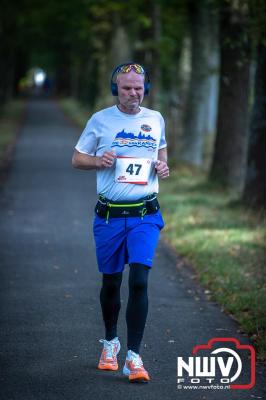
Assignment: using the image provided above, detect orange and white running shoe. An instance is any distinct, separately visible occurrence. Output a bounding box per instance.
[98,337,121,371]
[123,350,150,382]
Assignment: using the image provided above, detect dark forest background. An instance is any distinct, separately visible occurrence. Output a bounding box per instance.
[0,0,265,207]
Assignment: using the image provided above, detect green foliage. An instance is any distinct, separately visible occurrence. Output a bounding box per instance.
[249,0,266,44]
[2,0,266,100]
[1,0,192,101]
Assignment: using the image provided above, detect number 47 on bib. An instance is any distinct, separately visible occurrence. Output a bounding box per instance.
[115,157,152,185]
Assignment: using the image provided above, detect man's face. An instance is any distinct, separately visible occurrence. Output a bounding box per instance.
[117,71,145,114]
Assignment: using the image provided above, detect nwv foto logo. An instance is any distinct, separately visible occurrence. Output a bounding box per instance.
[177,338,256,390]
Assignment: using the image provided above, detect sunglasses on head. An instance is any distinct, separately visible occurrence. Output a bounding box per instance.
[117,64,145,74]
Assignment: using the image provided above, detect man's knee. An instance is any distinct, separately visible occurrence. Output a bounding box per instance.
[129,263,149,292]
[102,272,122,294]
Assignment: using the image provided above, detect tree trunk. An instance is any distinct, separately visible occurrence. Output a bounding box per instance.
[148,1,161,110]
[13,50,28,97]
[209,1,251,194]
[108,23,132,105]
[181,0,217,167]
[76,56,98,108]
[166,36,190,159]
[55,47,72,96]
[243,43,266,207]
[204,10,219,137]
[110,25,132,65]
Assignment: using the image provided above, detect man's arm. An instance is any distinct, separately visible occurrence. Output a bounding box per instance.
[155,147,169,179]
[158,147,168,163]
[72,149,116,170]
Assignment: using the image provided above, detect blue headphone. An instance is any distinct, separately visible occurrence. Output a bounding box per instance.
[110,62,151,96]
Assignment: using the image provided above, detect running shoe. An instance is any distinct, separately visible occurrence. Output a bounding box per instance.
[98,337,121,371]
[123,350,150,382]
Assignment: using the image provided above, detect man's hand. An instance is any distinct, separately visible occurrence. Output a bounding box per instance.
[155,160,170,179]
[97,151,116,168]
[72,149,116,170]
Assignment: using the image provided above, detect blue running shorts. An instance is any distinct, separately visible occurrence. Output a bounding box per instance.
[93,211,165,274]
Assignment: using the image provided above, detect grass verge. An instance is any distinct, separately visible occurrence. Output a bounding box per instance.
[59,97,266,361]
[0,99,26,171]
[58,97,91,128]
[159,166,266,361]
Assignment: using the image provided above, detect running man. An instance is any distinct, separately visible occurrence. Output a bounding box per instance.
[72,62,169,382]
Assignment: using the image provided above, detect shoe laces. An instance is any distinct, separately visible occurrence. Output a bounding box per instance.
[99,338,118,359]
[127,350,144,369]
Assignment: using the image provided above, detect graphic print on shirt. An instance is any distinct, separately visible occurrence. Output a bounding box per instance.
[111,129,157,150]
[141,124,152,132]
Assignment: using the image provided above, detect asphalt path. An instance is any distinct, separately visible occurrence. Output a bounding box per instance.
[0,99,265,400]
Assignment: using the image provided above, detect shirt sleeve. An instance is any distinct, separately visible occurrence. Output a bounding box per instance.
[158,113,167,150]
[74,116,97,156]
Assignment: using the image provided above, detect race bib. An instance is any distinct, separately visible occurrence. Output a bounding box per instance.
[115,157,152,185]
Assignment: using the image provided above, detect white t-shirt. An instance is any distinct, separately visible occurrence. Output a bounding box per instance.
[75,105,167,201]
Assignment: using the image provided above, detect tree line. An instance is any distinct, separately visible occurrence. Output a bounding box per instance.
[0,0,265,206]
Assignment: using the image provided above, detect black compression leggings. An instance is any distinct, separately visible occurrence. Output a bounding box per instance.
[100,263,149,354]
